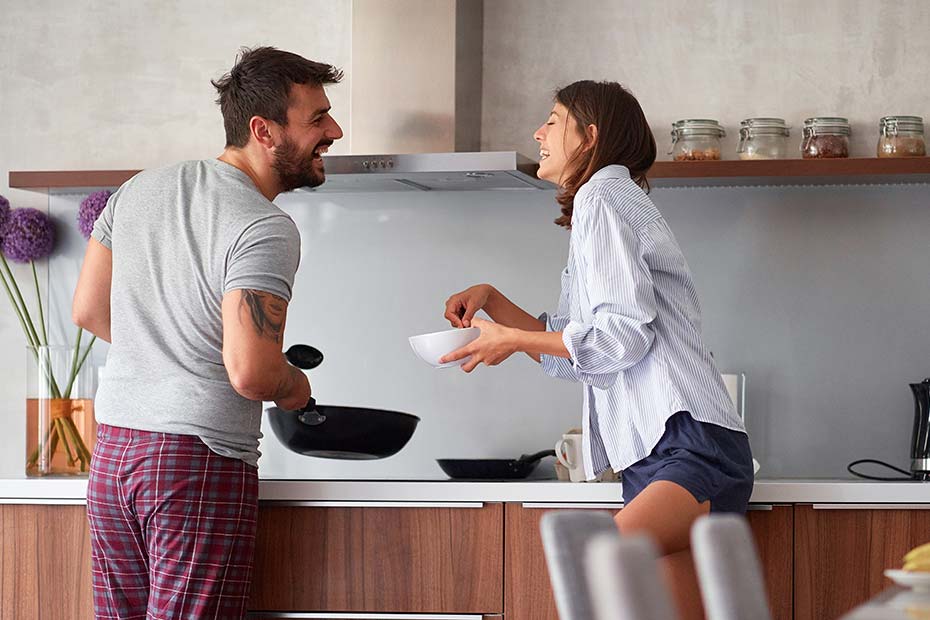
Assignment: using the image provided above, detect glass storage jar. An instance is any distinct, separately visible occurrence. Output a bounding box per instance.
[877,115,926,157]
[801,117,850,158]
[737,118,791,160]
[669,119,725,161]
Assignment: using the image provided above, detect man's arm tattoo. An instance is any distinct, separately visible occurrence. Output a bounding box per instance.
[239,290,287,342]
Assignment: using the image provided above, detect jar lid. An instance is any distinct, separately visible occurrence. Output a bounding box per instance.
[671,119,726,137]
[803,117,850,136]
[879,115,924,133]
[739,117,790,136]
[741,117,788,127]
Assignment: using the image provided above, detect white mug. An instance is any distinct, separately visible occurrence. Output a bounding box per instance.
[555,433,586,482]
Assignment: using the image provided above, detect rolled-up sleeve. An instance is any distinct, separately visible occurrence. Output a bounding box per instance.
[538,312,582,383]
[562,196,657,387]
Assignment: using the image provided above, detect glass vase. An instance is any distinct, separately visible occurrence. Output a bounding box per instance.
[25,345,97,477]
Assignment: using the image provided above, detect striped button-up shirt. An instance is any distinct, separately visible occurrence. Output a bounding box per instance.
[540,164,745,479]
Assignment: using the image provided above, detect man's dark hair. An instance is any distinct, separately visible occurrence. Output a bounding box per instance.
[212,46,343,148]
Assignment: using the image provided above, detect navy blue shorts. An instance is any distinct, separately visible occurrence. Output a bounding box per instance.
[621,411,755,514]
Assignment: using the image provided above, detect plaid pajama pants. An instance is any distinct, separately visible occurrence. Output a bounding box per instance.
[87,424,259,619]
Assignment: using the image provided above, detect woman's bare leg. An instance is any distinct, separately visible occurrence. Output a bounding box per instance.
[614,480,710,620]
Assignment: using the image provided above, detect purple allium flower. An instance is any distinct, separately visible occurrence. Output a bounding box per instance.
[77,190,111,240]
[0,194,10,239]
[0,208,56,263]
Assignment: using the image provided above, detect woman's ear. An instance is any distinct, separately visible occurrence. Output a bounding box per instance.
[584,123,598,152]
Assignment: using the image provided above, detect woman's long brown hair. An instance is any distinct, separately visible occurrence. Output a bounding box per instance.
[553,81,656,228]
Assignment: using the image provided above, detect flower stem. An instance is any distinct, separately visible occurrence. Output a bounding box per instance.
[0,254,43,349]
[31,261,49,346]
[61,417,90,470]
[63,329,84,399]
[56,418,77,466]
[64,335,96,399]
[27,424,55,467]
[32,347,63,400]
[0,263,39,349]
[0,259,66,397]
[43,425,60,472]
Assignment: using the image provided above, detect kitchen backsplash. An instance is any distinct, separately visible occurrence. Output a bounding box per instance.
[8,182,930,479]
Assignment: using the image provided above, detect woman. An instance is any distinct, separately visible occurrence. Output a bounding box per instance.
[440,81,754,620]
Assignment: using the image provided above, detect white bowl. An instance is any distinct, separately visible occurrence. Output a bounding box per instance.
[409,327,480,368]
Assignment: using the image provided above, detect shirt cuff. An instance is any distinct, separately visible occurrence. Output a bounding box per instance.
[562,320,586,364]
[562,320,617,390]
[537,312,552,331]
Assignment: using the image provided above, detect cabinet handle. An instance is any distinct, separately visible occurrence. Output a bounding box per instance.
[521,502,624,509]
[746,504,774,511]
[259,501,485,509]
[812,503,930,510]
[246,613,486,619]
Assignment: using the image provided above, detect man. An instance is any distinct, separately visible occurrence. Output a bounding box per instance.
[72,46,343,618]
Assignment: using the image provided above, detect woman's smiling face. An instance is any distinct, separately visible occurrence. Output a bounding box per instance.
[533,102,584,186]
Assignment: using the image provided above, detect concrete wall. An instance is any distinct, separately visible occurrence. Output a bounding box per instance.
[3,0,929,478]
[481,0,930,159]
[479,0,930,478]
[0,0,352,476]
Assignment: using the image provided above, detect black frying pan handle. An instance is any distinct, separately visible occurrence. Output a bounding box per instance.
[297,396,327,426]
[520,449,557,463]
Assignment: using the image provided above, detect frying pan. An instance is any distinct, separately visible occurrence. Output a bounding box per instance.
[266,403,420,460]
[437,449,556,480]
[265,345,420,460]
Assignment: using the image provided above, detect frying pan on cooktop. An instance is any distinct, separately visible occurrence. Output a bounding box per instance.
[437,450,556,480]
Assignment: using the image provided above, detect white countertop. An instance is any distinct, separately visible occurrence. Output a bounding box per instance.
[1,477,928,505]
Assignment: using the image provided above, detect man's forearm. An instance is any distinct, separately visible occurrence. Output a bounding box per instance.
[270,359,310,402]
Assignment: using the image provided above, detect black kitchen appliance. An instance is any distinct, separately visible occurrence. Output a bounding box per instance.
[265,344,420,460]
[848,378,930,481]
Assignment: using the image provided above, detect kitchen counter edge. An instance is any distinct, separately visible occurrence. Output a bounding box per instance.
[1,478,928,505]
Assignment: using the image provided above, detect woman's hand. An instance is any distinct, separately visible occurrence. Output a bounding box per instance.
[444,284,495,328]
[440,317,520,372]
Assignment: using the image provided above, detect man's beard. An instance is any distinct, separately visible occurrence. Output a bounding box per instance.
[273,135,326,192]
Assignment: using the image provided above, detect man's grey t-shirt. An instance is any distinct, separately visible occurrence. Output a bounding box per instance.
[91,159,301,467]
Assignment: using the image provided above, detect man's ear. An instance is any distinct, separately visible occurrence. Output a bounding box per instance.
[249,116,277,151]
[584,123,598,152]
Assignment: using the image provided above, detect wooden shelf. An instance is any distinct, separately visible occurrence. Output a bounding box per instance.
[649,156,930,187]
[9,157,930,190]
[9,169,141,189]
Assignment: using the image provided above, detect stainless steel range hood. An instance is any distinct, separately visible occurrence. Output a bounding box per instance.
[299,151,554,192]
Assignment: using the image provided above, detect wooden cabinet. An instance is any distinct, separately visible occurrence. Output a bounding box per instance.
[794,504,930,620]
[4,498,925,620]
[504,502,623,620]
[248,502,504,614]
[0,504,94,620]
[504,503,794,620]
[747,506,794,620]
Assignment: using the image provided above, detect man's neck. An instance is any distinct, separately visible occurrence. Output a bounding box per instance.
[217,148,281,201]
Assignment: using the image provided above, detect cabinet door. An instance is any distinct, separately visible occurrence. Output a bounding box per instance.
[0,505,94,620]
[505,503,793,620]
[504,503,623,620]
[794,505,930,620]
[249,503,503,613]
[746,506,794,620]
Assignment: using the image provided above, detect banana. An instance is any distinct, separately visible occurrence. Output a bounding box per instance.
[903,559,930,572]
[905,542,930,563]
